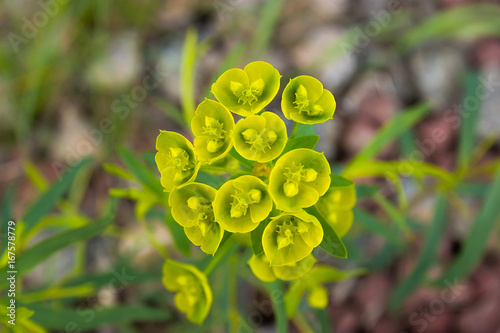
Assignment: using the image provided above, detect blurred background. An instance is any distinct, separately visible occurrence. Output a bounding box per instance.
[2,0,500,332]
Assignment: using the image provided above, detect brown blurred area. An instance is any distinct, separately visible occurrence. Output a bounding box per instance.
[2,0,500,332]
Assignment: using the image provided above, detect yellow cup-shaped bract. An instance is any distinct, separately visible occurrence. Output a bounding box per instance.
[211,61,281,117]
[269,149,331,212]
[262,211,323,266]
[282,75,336,124]
[213,175,272,233]
[233,111,288,163]
[169,183,223,255]
[191,99,235,164]
[162,259,212,325]
[155,131,199,192]
[248,253,317,282]
[316,174,356,237]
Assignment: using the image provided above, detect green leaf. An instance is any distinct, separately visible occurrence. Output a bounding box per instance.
[343,160,455,187]
[279,135,319,158]
[0,217,112,288]
[26,305,171,330]
[251,216,271,256]
[22,158,92,233]
[165,213,191,256]
[1,185,16,256]
[345,104,429,172]
[180,28,210,125]
[17,284,95,303]
[305,206,347,259]
[118,147,163,195]
[436,168,500,286]
[251,0,286,57]
[195,171,224,189]
[228,147,254,168]
[103,163,134,181]
[389,195,448,312]
[398,4,500,53]
[373,193,411,236]
[355,185,379,199]
[352,209,402,246]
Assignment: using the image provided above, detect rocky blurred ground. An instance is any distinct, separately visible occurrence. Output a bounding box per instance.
[2,0,500,332]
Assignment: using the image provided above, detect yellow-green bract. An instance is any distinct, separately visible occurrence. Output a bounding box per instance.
[316,175,356,237]
[162,259,212,325]
[169,183,223,254]
[282,75,336,124]
[269,149,331,212]
[248,253,316,282]
[191,99,235,164]
[232,111,288,163]
[213,175,272,233]
[262,211,323,266]
[211,61,281,117]
[155,131,200,192]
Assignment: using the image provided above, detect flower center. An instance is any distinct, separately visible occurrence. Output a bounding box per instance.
[283,163,318,197]
[241,128,277,154]
[187,196,215,236]
[293,84,323,116]
[230,188,262,218]
[202,116,226,153]
[275,218,310,250]
[230,79,265,106]
[168,148,195,181]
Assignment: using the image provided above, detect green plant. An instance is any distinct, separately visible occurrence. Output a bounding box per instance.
[150,61,358,329]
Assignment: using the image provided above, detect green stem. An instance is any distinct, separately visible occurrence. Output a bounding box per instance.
[267,280,288,333]
[290,122,299,139]
[203,236,237,276]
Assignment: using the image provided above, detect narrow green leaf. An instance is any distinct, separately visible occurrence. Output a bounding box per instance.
[195,171,224,189]
[398,4,500,53]
[22,158,92,233]
[228,147,254,168]
[18,284,95,303]
[165,213,191,256]
[118,147,163,195]
[437,168,500,286]
[251,0,285,57]
[373,193,411,236]
[305,206,347,259]
[23,161,49,190]
[0,217,112,287]
[389,195,448,312]
[180,28,198,124]
[103,163,134,181]
[353,208,403,246]
[279,135,319,158]
[251,217,270,256]
[1,185,16,256]
[355,185,379,199]
[345,104,429,172]
[26,305,171,330]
